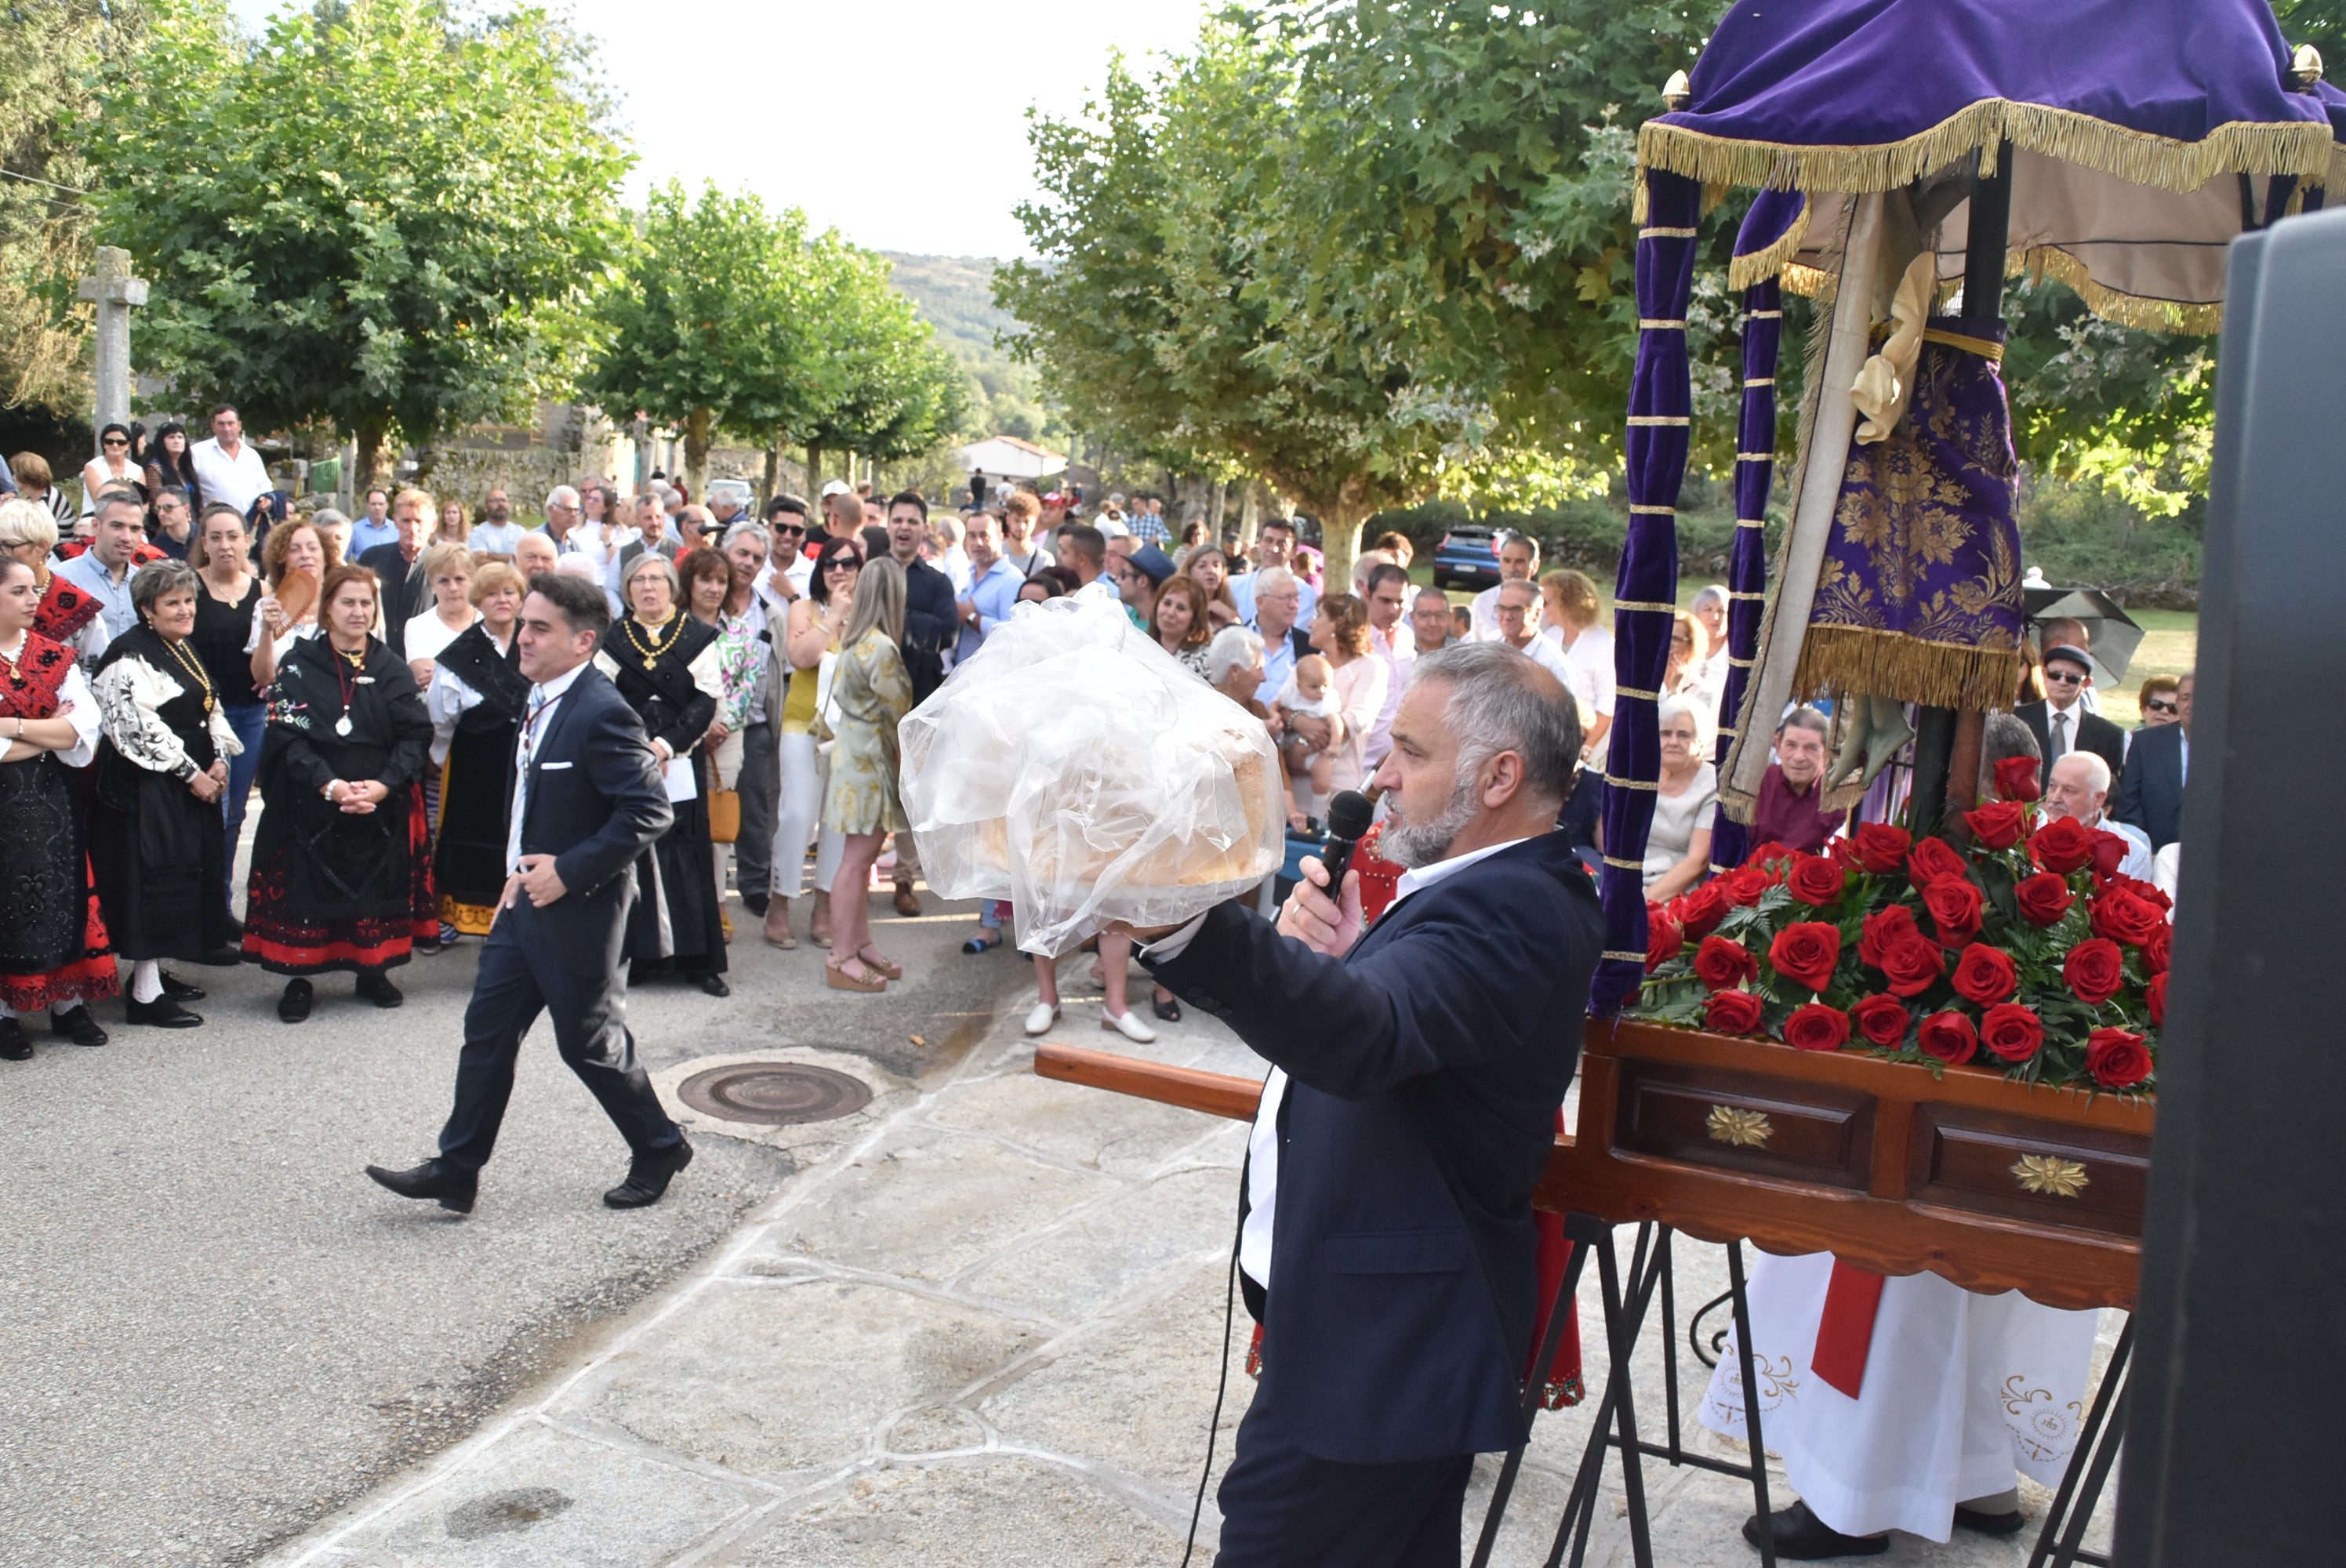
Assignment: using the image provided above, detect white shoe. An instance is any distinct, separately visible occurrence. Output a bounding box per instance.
[1023,1002,1059,1036]
[1101,1008,1157,1045]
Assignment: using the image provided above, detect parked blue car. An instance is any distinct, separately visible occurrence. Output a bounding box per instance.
[1429,524,1505,591]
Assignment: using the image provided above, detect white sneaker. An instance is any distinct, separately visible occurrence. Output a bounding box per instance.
[1023,1002,1059,1036]
[1101,1008,1158,1045]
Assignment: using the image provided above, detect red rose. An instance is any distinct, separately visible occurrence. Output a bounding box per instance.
[2089,887,2166,948]
[1693,935,1760,993]
[1850,993,1912,1047]
[1978,1002,2044,1062]
[1920,877,1985,946]
[1878,933,1947,998]
[1917,1010,1978,1065]
[2087,828,2132,881]
[2063,937,2126,1005]
[1784,1002,1850,1052]
[1847,823,1912,875]
[1768,921,1843,993]
[2013,871,2075,927]
[1785,854,1849,906]
[1992,755,2042,802]
[1645,905,1683,974]
[1704,989,1765,1035]
[2145,971,2168,1027]
[1742,840,1793,872]
[2141,923,2172,975]
[2086,1026,2153,1089]
[1720,864,1773,907]
[2115,874,2173,913]
[1672,880,1730,939]
[1908,837,1970,888]
[1950,943,2019,1005]
[1962,800,2029,850]
[1858,905,1922,967]
[2029,816,2095,874]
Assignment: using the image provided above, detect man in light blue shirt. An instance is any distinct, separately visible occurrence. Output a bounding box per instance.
[347,486,398,557]
[956,510,1024,664]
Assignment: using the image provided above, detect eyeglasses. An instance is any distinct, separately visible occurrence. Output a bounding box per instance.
[2144,699,2178,713]
[2043,670,2086,687]
[824,558,859,573]
[102,437,129,448]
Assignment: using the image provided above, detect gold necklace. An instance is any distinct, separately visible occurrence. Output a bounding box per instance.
[0,636,26,690]
[620,614,685,671]
[158,631,217,714]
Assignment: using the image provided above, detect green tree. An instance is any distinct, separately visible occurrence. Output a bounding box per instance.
[583,180,833,497]
[73,0,629,484]
[801,247,971,492]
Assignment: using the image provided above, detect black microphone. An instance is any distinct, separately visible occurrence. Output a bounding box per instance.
[1317,789,1377,891]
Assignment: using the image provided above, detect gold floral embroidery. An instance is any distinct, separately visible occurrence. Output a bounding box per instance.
[2001,1377,2084,1465]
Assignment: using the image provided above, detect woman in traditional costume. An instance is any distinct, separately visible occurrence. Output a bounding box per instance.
[88,560,243,1030]
[0,497,111,665]
[597,552,729,996]
[0,552,116,1057]
[243,564,435,1023]
[426,561,527,941]
[817,556,914,994]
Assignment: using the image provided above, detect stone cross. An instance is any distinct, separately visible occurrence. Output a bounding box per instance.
[77,245,150,447]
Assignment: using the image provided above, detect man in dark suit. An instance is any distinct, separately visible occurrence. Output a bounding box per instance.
[1133,641,1603,1565]
[2115,670,2192,850]
[884,490,957,916]
[2017,643,2126,787]
[357,492,432,655]
[365,572,692,1214]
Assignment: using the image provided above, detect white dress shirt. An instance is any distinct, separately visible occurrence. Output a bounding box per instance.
[505,661,586,874]
[188,436,272,519]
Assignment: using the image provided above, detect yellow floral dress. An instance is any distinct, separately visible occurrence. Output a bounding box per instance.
[819,627,913,836]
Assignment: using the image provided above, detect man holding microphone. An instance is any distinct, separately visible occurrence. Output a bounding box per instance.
[1132,641,1604,1564]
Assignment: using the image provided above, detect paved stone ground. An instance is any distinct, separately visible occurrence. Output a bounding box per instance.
[0,861,1021,1568]
[256,967,2123,1568]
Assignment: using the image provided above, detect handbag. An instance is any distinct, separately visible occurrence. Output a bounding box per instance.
[812,646,843,755]
[708,786,740,844]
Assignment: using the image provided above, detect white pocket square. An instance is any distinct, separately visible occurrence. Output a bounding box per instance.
[539,760,574,770]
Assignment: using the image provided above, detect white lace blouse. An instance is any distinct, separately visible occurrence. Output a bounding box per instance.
[92,648,243,779]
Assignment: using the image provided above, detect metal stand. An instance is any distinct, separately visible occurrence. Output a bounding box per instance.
[2028,1318,2133,1568]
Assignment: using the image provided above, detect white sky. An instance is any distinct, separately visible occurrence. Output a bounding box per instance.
[226,0,1212,258]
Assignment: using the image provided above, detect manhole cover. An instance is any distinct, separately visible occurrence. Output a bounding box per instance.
[677,1063,872,1126]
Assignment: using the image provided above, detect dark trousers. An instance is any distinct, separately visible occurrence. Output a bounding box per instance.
[434,896,682,1174]
[1213,1377,1474,1567]
[732,718,777,898]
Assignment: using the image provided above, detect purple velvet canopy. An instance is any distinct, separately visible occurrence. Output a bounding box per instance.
[1585,0,2343,1015]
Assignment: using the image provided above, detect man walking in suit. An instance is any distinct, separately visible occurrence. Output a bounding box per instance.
[2116,670,2192,850]
[2017,643,2126,785]
[1133,641,1604,1566]
[365,573,694,1214]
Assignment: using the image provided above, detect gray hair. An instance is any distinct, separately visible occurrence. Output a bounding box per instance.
[720,518,768,555]
[310,506,350,531]
[131,558,202,618]
[2054,749,2113,797]
[620,549,680,602]
[1657,694,1704,744]
[1409,641,1582,807]
[1414,586,1450,609]
[1204,624,1265,688]
[1778,705,1831,739]
[544,484,581,512]
[1691,583,1729,615]
[1253,564,1301,599]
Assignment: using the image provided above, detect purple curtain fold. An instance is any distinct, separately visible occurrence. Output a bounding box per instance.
[1709,274,1780,873]
[1592,169,1700,1016]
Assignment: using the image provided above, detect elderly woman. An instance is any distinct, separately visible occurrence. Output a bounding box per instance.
[597,551,728,995]
[768,533,861,950]
[1690,583,1730,683]
[818,556,914,993]
[89,560,245,1029]
[1303,591,1390,803]
[1635,696,1717,900]
[0,552,115,1056]
[10,452,75,528]
[427,561,527,940]
[0,497,110,663]
[2136,673,2181,730]
[404,543,477,688]
[244,564,436,1023]
[1149,573,1215,678]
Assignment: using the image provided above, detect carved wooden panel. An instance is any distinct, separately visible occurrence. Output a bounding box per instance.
[1616,1061,1874,1190]
[1908,1106,2152,1238]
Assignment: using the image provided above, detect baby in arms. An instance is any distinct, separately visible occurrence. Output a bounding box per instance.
[1273,653,1341,797]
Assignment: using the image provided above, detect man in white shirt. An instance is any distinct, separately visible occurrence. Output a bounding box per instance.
[187,405,274,521]
[1491,579,1577,691]
[1410,588,1452,655]
[1360,560,1414,768]
[999,492,1051,577]
[2043,751,2155,881]
[55,492,147,648]
[1252,567,1311,700]
[466,489,525,561]
[1230,518,1318,630]
[1467,529,1540,642]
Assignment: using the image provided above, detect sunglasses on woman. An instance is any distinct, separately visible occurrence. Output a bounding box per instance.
[2144,698,2177,714]
[102,436,129,448]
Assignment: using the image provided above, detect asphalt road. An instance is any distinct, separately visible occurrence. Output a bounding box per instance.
[0,869,1021,1568]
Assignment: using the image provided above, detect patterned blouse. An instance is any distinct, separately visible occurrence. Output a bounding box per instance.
[707,605,764,733]
[92,644,243,778]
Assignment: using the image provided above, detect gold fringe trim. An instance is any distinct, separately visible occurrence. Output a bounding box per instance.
[1749,308,1785,320]
[1640,100,2335,203]
[1602,949,1650,964]
[1618,685,1663,702]
[1791,624,2026,712]
[2010,243,2227,335]
[1604,774,1659,792]
[1602,855,1644,872]
[1614,599,1679,613]
[1728,199,1813,290]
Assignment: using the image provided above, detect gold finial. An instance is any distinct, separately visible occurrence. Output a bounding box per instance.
[1662,70,1693,111]
[2288,44,2324,92]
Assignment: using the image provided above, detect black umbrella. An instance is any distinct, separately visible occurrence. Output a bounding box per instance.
[2024,586,2144,685]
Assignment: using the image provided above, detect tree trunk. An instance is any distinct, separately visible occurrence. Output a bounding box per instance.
[1318,495,1370,597]
[354,419,389,495]
[764,430,783,503]
[1239,481,1263,550]
[683,408,714,499]
[806,441,823,498]
[1209,479,1228,542]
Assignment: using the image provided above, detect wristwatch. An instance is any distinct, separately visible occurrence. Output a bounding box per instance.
[174,760,198,782]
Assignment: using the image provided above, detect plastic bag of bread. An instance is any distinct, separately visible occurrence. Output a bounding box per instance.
[901,593,1284,955]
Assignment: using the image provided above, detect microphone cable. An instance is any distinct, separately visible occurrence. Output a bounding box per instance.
[1181,1207,1246,1567]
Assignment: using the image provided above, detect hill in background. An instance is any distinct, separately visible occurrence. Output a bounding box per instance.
[882,252,1055,445]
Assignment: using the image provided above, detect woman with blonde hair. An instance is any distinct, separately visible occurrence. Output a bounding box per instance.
[0,496,108,662]
[434,495,471,548]
[818,555,913,992]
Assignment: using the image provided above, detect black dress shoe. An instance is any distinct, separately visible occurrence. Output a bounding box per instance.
[1953,1504,2027,1537]
[0,1018,30,1061]
[1153,994,1182,1022]
[49,1004,109,1046]
[278,978,313,1023]
[697,973,731,997]
[125,995,204,1029]
[355,971,403,1008]
[1743,1501,1888,1559]
[740,890,769,917]
[365,1161,477,1214]
[158,971,205,1002]
[604,1139,694,1209]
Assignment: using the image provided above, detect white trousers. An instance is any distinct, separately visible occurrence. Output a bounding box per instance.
[772,730,842,901]
[709,728,744,898]
[1699,1250,2101,1541]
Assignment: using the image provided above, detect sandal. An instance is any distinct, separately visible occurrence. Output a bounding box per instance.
[963,931,1004,954]
[857,945,903,980]
[825,956,885,992]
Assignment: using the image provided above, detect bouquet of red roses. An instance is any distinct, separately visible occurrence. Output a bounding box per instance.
[1629,757,2164,1094]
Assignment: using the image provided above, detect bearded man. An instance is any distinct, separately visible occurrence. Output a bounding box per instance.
[1129,642,1602,1566]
